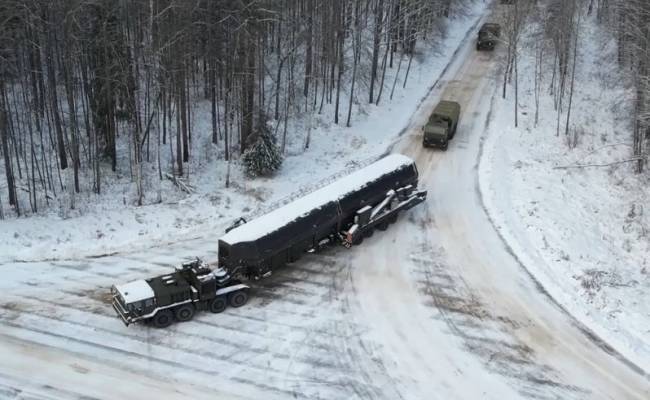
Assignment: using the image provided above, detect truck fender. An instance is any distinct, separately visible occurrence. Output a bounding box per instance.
[216,283,250,297]
[116,298,193,326]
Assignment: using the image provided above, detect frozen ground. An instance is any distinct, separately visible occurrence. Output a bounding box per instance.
[478,12,650,373]
[1,2,649,400]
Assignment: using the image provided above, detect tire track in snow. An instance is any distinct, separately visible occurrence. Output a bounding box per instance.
[1,253,389,399]
[0,300,339,368]
[0,370,102,400]
[3,284,360,368]
[409,228,591,399]
[0,315,361,400]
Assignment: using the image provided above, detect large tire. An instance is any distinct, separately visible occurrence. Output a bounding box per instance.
[442,141,449,151]
[210,296,227,313]
[377,222,389,231]
[174,304,195,322]
[364,228,374,238]
[288,251,301,263]
[152,309,174,328]
[388,213,398,224]
[228,290,249,308]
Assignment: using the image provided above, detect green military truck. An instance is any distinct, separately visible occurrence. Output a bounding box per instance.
[422,100,461,150]
[477,23,501,51]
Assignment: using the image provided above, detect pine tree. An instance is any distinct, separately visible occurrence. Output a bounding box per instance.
[242,126,283,177]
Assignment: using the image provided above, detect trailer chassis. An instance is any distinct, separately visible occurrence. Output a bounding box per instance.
[342,185,427,247]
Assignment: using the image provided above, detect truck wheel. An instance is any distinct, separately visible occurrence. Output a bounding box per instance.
[388,213,398,224]
[228,290,249,308]
[152,310,174,328]
[174,304,195,322]
[210,296,227,313]
[377,222,389,231]
[353,235,364,245]
[364,228,374,238]
[442,142,449,151]
[288,251,301,263]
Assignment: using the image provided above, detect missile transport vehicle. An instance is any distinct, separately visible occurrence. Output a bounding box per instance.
[477,23,501,51]
[422,100,461,150]
[218,154,427,280]
[112,154,427,327]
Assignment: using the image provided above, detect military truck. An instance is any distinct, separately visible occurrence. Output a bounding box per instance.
[422,100,461,150]
[111,259,249,327]
[112,154,427,327]
[477,23,501,51]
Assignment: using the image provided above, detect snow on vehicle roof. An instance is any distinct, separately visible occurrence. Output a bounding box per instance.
[220,154,415,245]
[114,279,155,304]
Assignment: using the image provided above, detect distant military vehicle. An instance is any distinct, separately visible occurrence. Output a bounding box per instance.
[422,100,461,150]
[477,23,501,51]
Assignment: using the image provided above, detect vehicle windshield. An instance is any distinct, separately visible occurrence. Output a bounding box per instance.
[125,298,155,314]
[424,124,447,138]
[479,30,495,39]
[111,285,154,314]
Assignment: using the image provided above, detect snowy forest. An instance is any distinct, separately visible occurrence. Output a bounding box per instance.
[497,0,650,170]
[0,0,648,219]
[0,0,471,217]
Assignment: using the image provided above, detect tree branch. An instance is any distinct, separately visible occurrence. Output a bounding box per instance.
[553,157,645,169]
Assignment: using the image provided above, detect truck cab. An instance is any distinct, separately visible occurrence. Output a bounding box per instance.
[111,259,250,328]
[111,279,157,324]
[423,100,461,150]
[477,23,501,51]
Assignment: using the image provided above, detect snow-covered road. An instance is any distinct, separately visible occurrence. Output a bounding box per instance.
[1,7,648,400]
[351,31,650,399]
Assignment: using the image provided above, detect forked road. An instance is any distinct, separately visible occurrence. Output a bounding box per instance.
[350,18,650,400]
[1,12,649,400]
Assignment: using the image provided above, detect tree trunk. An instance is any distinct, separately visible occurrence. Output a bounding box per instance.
[334,1,344,124]
[0,81,17,208]
[304,0,313,98]
[369,0,385,104]
[241,37,256,152]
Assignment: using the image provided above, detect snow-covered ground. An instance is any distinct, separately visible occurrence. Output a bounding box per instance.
[0,2,486,264]
[478,12,650,373]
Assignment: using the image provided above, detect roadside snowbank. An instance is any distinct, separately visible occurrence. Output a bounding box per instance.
[479,15,650,373]
[0,2,487,263]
